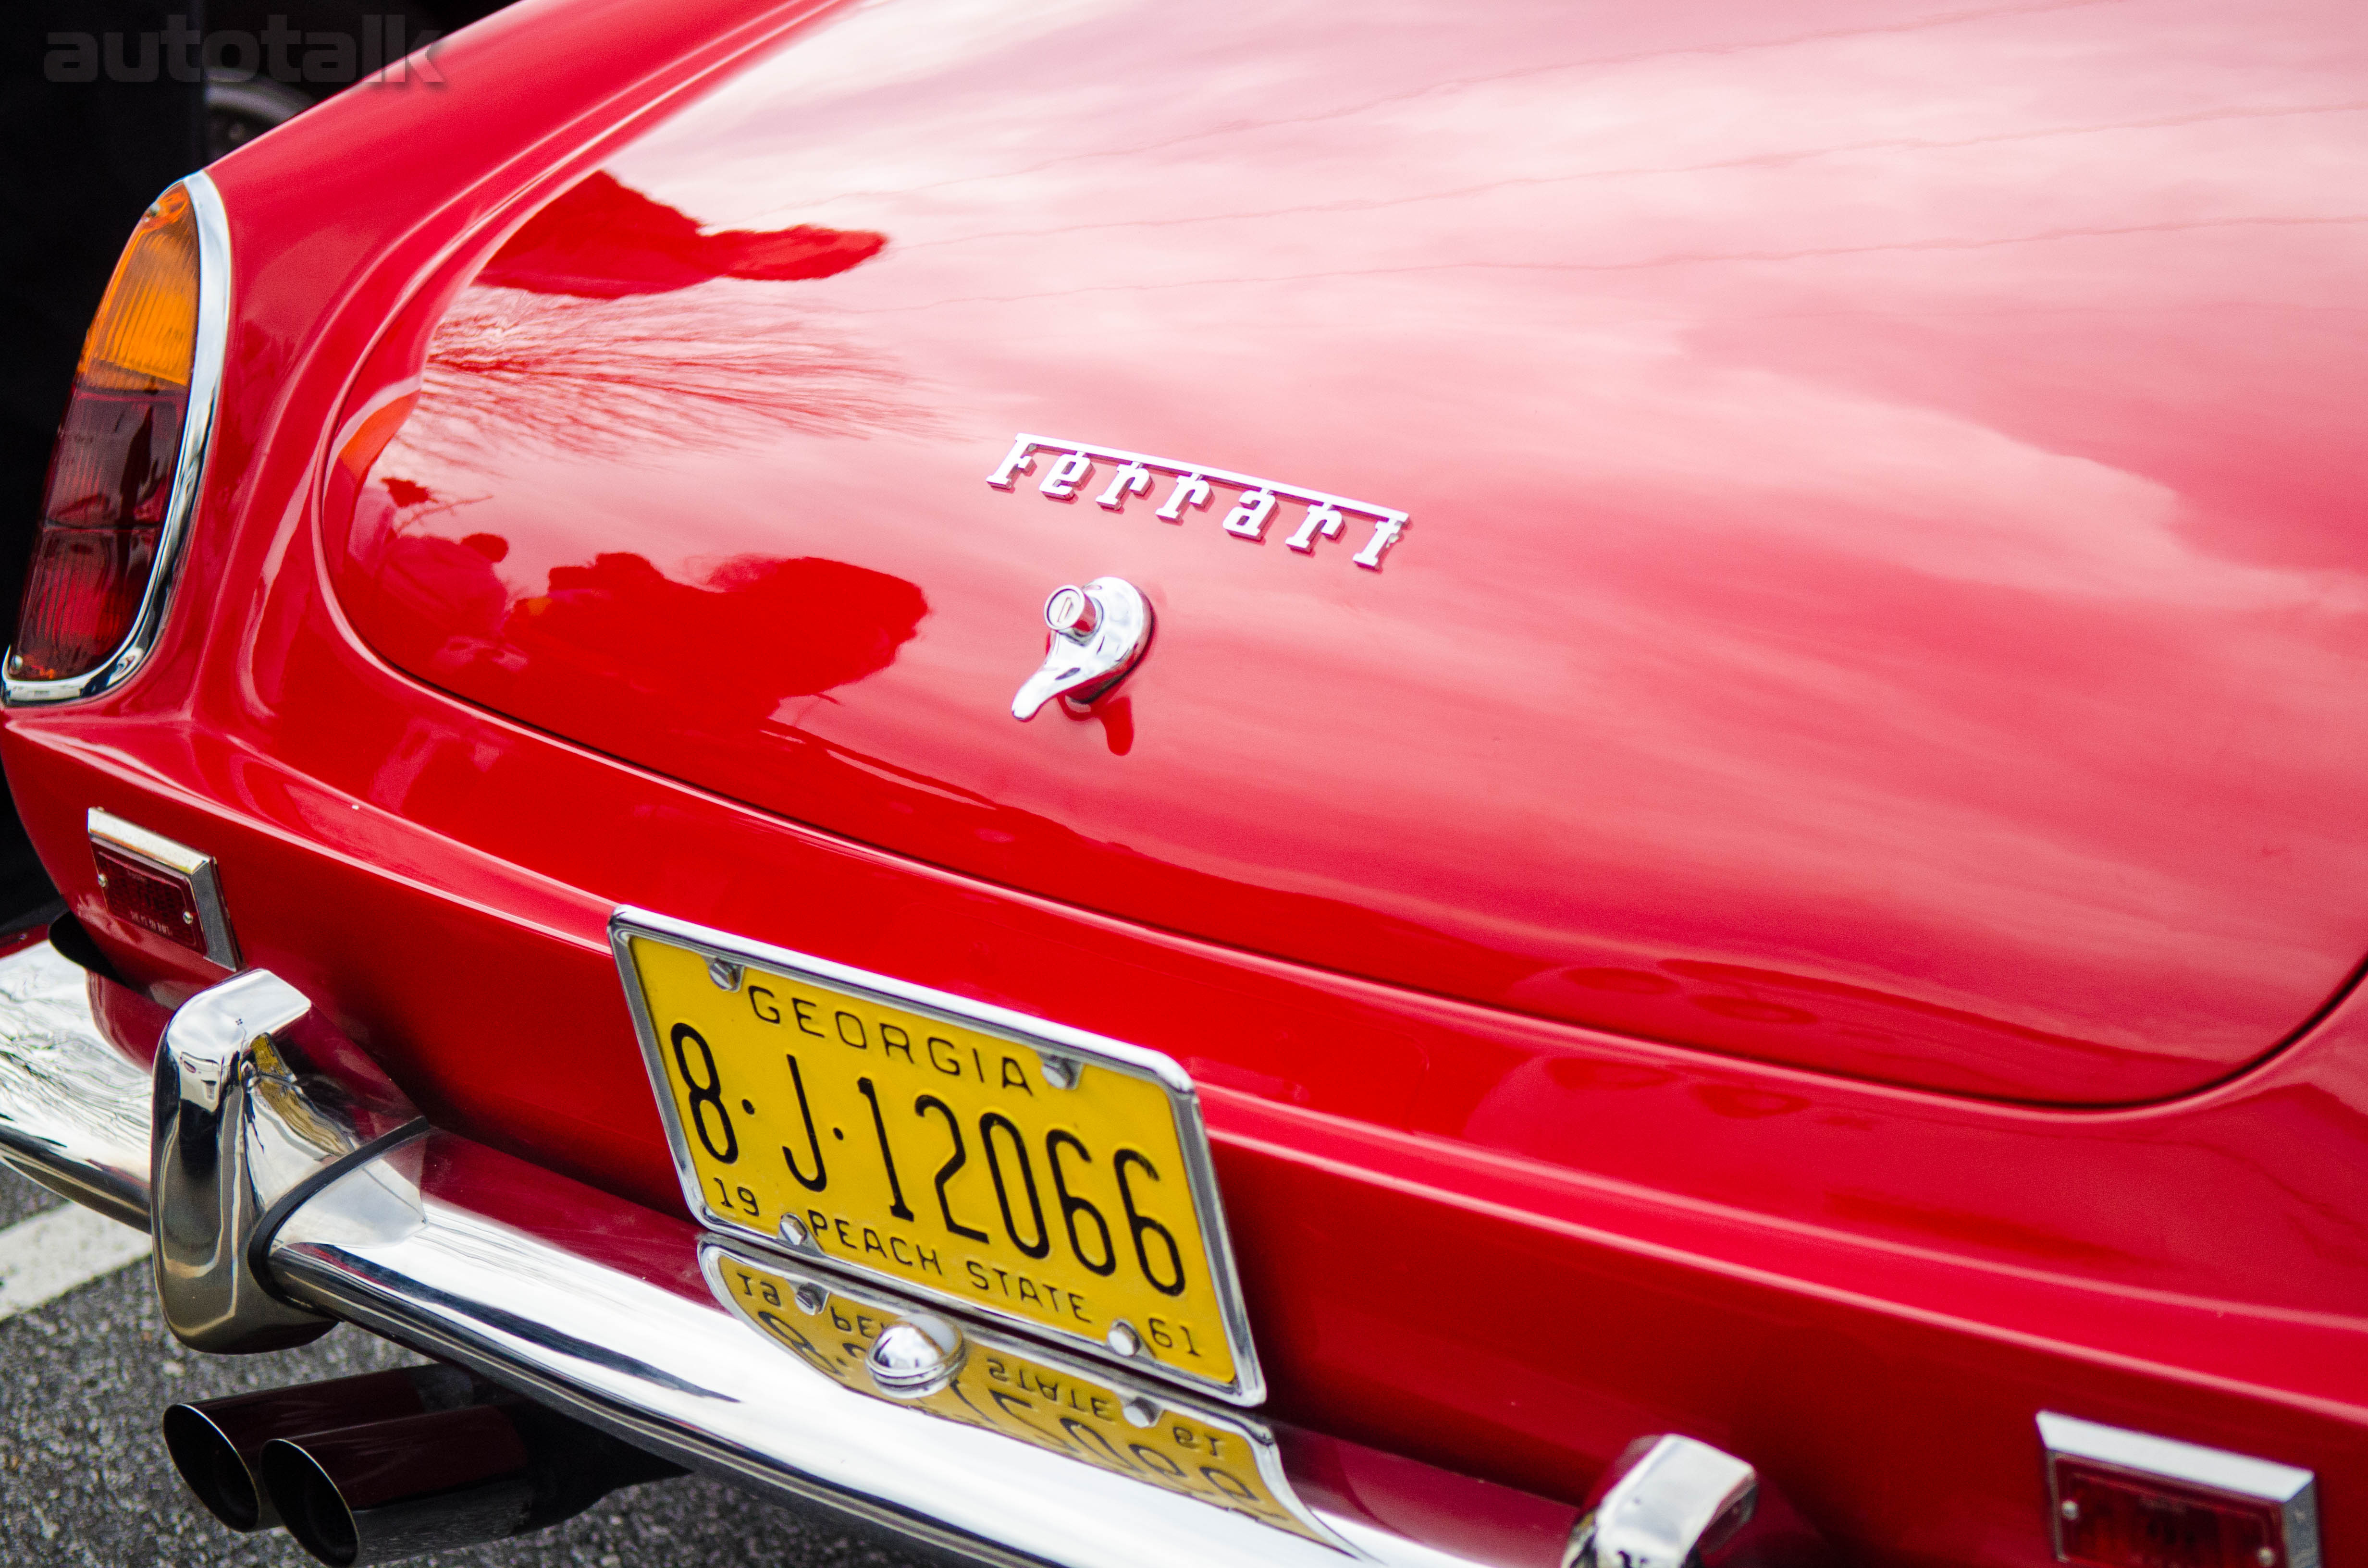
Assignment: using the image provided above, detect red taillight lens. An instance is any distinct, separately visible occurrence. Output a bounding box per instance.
[2056,1459,2285,1568]
[11,184,204,686]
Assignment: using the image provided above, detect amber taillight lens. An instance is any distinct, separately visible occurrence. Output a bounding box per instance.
[11,184,205,686]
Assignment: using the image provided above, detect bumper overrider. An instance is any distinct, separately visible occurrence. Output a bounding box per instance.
[0,936,1813,1568]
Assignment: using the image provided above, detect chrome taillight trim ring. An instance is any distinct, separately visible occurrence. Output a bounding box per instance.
[4,168,232,708]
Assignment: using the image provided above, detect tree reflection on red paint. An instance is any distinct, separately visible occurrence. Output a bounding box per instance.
[478,171,886,299]
[401,284,928,461]
[391,171,918,464]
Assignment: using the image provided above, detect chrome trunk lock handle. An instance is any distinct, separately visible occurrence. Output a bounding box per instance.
[1011,576,1153,720]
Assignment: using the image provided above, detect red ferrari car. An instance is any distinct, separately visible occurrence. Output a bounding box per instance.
[0,0,2356,1564]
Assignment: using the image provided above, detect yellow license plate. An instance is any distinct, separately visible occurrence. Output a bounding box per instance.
[703,1245,1332,1545]
[614,908,1261,1402]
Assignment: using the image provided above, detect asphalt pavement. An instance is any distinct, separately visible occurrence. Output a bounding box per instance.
[0,1165,936,1568]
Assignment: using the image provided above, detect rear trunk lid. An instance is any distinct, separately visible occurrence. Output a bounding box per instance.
[327,0,2368,1104]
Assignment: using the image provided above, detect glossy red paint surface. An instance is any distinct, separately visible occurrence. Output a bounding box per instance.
[4,1,2366,1565]
[317,0,2368,1109]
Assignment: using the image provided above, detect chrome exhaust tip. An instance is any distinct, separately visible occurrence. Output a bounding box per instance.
[161,1403,272,1532]
[262,1406,533,1566]
[258,1401,684,1566]
[161,1365,481,1533]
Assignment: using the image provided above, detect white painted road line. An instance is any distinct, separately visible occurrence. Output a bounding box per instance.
[0,1201,149,1322]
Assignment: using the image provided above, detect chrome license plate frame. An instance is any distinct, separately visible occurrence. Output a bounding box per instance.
[611,906,1265,1405]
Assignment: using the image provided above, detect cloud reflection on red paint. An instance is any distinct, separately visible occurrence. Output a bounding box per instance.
[479,171,886,298]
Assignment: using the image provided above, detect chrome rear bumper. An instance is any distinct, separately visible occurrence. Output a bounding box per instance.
[268,1133,1577,1568]
[0,939,151,1228]
[0,938,1588,1567]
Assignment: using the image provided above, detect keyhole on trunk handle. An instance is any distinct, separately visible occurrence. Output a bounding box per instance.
[1011,577,1152,721]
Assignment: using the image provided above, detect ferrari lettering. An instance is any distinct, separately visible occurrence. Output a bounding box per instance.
[1038,451,1094,498]
[1096,461,1153,510]
[1156,472,1211,521]
[1221,489,1278,539]
[987,432,1410,571]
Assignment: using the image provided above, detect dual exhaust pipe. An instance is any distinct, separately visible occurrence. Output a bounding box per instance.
[163,1365,682,1565]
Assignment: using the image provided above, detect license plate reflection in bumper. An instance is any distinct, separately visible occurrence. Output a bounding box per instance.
[703,1242,1334,1545]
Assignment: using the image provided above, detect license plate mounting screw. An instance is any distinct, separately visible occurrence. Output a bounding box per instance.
[1107,1319,1142,1358]
[867,1313,966,1398]
[777,1213,815,1250]
[706,957,743,991]
[793,1282,826,1315]
[1121,1396,1159,1428]
[1038,1053,1081,1090]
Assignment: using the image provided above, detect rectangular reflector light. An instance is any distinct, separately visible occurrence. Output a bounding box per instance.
[2039,1413,2319,1568]
[86,808,240,970]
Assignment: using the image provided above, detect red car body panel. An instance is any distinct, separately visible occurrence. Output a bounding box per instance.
[321,0,2368,1110]
[5,0,2365,1563]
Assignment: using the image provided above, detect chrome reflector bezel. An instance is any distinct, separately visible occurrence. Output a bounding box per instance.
[5,171,231,707]
[2038,1411,2320,1568]
[87,807,241,970]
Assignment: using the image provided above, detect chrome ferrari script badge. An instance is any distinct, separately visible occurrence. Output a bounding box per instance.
[987,434,1409,571]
